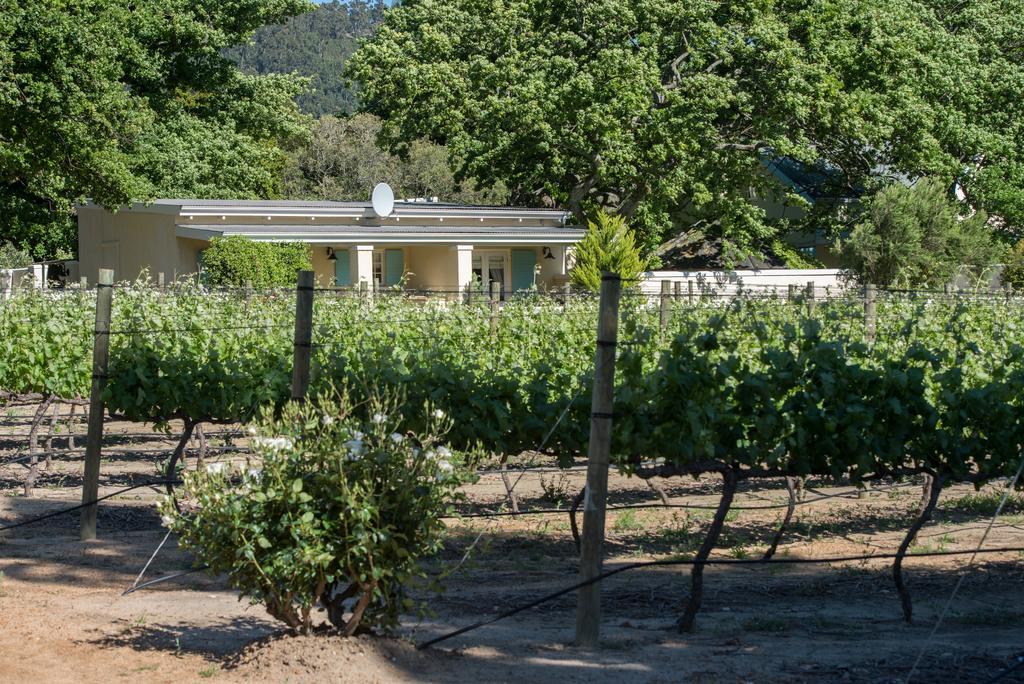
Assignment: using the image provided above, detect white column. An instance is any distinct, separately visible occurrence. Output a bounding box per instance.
[562,245,575,274]
[353,245,374,287]
[453,244,474,293]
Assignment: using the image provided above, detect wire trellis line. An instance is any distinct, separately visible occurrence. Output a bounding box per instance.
[106,325,294,335]
[415,545,1024,651]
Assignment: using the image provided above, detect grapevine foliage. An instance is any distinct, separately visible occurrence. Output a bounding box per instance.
[2,284,1023,488]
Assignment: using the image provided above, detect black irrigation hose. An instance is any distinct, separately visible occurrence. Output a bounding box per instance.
[416,546,1024,651]
[0,479,180,532]
[986,655,1024,684]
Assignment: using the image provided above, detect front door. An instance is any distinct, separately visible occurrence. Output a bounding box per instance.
[472,252,507,299]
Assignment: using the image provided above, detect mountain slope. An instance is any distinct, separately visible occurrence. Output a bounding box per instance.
[225,1,387,117]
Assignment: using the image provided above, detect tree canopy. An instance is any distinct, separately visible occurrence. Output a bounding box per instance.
[839,178,1002,289]
[569,212,649,292]
[283,113,508,203]
[0,0,313,260]
[348,0,1024,254]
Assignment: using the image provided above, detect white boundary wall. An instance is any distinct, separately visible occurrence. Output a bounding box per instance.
[0,261,80,298]
[0,267,32,299]
[640,269,846,296]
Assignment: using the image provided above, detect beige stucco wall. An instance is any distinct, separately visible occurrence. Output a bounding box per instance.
[536,245,568,289]
[406,245,455,290]
[176,238,209,281]
[310,246,334,288]
[78,207,178,286]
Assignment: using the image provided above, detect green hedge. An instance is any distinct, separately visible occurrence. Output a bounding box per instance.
[200,236,311,287]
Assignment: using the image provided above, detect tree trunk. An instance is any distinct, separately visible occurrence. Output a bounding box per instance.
[763,476,798,561]
[164,420,196,509]
[645,478,671,506]
[43,401,60,471]
[24,396,55,496]
[570,485,586,552]
[497,453,519,513]
[66,404,76,450]
[678,469,738,632]
[894,473,945,623]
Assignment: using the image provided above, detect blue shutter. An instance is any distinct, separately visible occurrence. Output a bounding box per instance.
[511,249,537,292]
[384,249,404,286]
[334,249,350,286]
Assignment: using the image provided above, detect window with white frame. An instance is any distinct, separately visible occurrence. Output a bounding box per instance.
[373,251,384,287]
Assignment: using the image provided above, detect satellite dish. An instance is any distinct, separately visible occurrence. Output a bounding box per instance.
[371,183,395,218]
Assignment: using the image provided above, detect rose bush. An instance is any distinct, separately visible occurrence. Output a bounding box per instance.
[160,394,465,635]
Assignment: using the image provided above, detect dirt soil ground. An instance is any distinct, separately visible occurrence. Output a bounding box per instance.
[2,401,1024,683]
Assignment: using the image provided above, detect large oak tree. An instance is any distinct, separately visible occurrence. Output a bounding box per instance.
[0,0,313,259]
[348,0,1024,252]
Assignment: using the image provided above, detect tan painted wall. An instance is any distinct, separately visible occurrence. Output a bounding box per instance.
[176,238,209,281]
[310,246,334,288]
[78,208,178,285]
[535,246,569,289]
[406,245,455,290]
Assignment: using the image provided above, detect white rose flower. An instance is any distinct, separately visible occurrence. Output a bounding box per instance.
[436,446,453,460]
[321,415,335,426]
[246,425,258,436]
[371,413,386,425]
[161,515,175,528]
[432,409,445,419]
[253,436,293,453]
[434,459,454,481]
[206,462,226,475]
[345,438,365,460]
[390,432,404,444]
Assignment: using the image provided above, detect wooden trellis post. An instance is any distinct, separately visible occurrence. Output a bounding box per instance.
[575,271,621,648]
[490,281,500,335]
[659,280,671,334]
[291,271,315,402]
[80,269,113,541]
[864,283,877,345]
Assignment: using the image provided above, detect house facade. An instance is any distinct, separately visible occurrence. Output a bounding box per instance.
[77,197,585,295]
